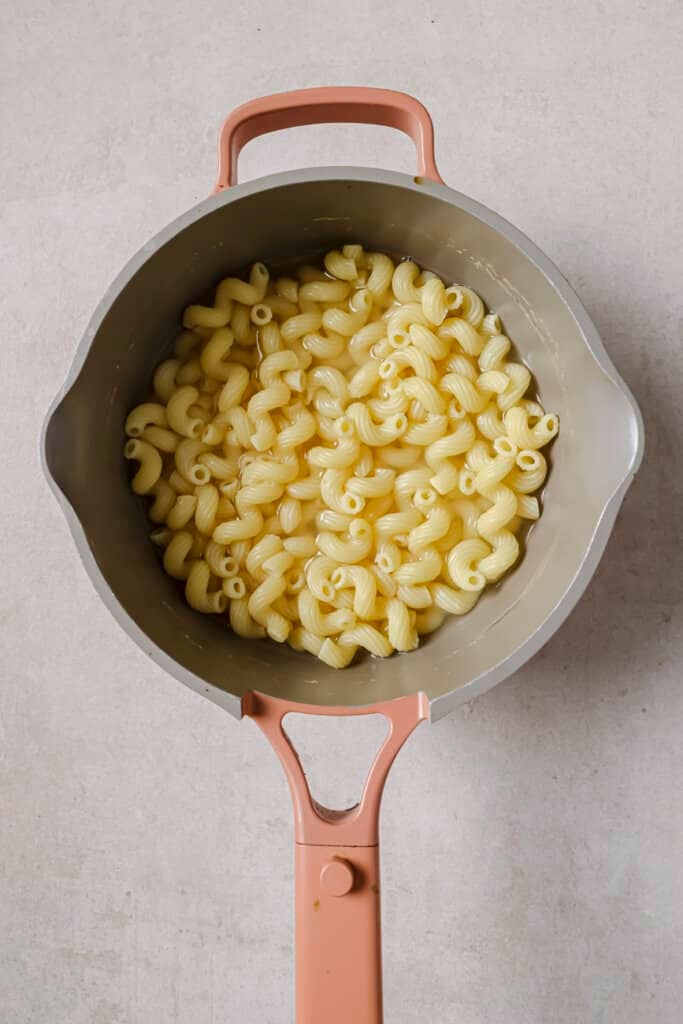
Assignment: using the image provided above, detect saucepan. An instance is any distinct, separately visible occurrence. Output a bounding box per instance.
[41,87,644,1022]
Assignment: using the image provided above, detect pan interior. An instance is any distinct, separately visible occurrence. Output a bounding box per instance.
[44,173,641,713]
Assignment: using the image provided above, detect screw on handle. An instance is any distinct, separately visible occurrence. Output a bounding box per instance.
[214,86,444,190]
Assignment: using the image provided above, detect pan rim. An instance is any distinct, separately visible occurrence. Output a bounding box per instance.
[41,166,645,720]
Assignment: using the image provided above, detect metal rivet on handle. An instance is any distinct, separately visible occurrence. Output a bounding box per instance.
[320,857,355,897]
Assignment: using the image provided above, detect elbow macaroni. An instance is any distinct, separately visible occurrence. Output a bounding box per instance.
[124,249,559,667]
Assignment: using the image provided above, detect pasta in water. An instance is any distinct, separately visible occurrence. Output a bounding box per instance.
[124,247,558,668]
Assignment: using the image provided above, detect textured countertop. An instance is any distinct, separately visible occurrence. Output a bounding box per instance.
[2,1,682,1021]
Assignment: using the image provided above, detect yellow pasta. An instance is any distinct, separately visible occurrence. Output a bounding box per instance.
[274,277,299,303]
[299,279,350,303]
[330,565,377,619]
[286,471,322,501]
[194,483,220,536]
[447,538,490,592]
[338,623,392,657]
[223,576,247,600]
[148,479,176,524]
[476,404,507,440]
[420,277,449,326]
[167,469,193,495]
[304,555,339,603]
[281,311,322,343]
[401,377,447,414]
[218,262,269,306]
[125,251,558,667]
[175,357,202,386]
[283,535,317,559]
[229,596,266,638]
[124,439,162,494]
[366,252,394,298]
[277,407,317,449]
[460,286,485,328]
[316,508,353,532]
[318,638,358,668]
[166,493,196,530]
[174,439,210,486]
[394,546,443,585]
[386,305,428,349]
[346,402,407,446]
[346,468,395,498]
[309,419,360,469]
[397,584,432,609]
[213,509,263,543]
[317,518,373,564]
[430,582,480,615]
[204,540,238,579]
[349,322,387,365]
[162,531,194,580]
[415,605,446,634]
[298,589,355,636]
[504,407,559,449]
[386,597,418,651]
[348,359,382,398]
[263,295,299,321]
[141,425,179,453]
[125,402,168,437]
[324,249,358,282]
[199,328,235,381]
[183,305,231,331]
[402,414,448,446]
[407,504,452,553]
[506,449,548,494]
[438,317,485,357]
[153,359,181,402]
[392,260,422,303]
[199,452,240,480]
[185,560,227,613]
[322,306,368,338]
[248,574,291,642]
[278,496,303,534]
[167,386,204,439]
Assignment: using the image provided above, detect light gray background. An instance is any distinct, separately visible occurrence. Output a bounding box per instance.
[2,1,682,1021]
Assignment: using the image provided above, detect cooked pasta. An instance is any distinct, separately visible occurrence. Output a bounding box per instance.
[124,248,558,667]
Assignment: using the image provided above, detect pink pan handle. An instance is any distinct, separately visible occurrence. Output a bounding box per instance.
[244,691,429,1024]
[214,86,444,190]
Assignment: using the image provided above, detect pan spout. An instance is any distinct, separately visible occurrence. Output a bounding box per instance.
[42,387,82,512]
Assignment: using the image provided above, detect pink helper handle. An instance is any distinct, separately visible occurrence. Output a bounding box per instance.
[243,690,429,1024]
[214,86,443,190]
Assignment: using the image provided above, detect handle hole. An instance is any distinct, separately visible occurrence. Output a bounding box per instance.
[282,712,389,813]
[236,124,416,184]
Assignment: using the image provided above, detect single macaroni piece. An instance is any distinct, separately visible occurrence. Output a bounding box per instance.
[386,598,418,652]
[324,249,358,282]
[124,439,162,495]
[331,565,377,619]
[366,252,394,298]
[338,623,392,657]
[167,385,204,439]
[186,560,228,614]
[392,260,421,304]
[153,358,181,402]
[420,277,449,326]
[141,425,179,453]
[394,546,443,585]
[298,589,355,637]
[125,402,168,437]
[124,250,559,667]
[149,479,176,523]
